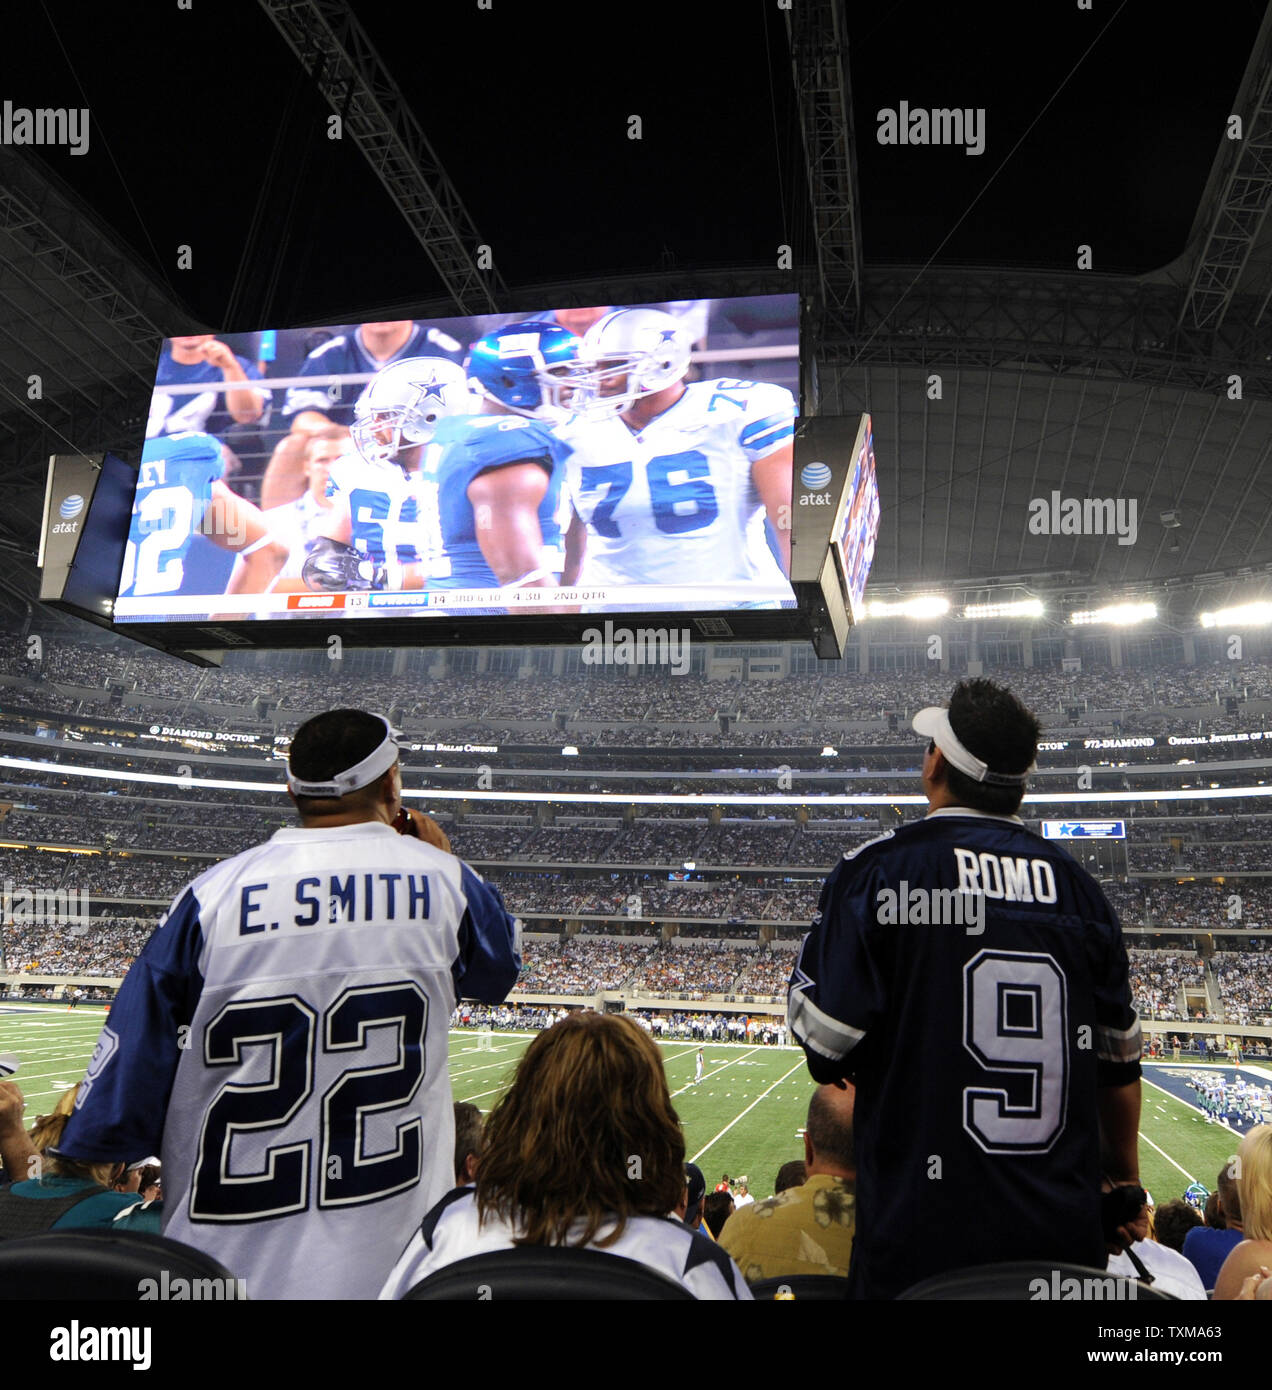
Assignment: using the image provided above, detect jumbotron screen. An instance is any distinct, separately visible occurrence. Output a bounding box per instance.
[833,417,880,624]
[112,295,799,625]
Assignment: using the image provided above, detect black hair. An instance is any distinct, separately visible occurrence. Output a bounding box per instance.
[940,678,1040,816]
[289,708,391,815]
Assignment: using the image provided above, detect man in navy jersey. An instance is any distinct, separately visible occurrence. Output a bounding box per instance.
[787,678,1142,1299]
[58,709,521,1299]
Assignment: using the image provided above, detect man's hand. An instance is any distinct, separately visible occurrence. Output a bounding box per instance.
[199,339,239,373]
[0,1078,36,1183]
[0,1079,24,1136]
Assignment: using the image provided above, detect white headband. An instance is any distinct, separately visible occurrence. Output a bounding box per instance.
[912,706,1033,786]
[287,716,400,798]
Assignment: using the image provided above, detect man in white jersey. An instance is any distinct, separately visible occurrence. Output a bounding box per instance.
[58,709,521,1299]
[559,308,794,611]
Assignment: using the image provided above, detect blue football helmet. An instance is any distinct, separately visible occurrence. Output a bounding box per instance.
[466,321,581,422]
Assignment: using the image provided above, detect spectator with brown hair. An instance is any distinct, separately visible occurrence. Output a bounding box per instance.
[453,1102,484,1186]
[379,1011,748,1299]
[1152,1198,1203,1254]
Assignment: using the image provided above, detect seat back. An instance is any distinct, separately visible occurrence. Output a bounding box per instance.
[0,1230,247,1300]
[897,1260,1175,1301]
[403,1246,696,1300]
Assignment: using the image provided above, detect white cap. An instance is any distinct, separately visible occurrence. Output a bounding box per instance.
[913,705,1034,787]
[287,715,400,798]
[126,1156,160,1173]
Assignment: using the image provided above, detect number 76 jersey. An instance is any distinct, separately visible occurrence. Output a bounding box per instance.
[560,378,794,588]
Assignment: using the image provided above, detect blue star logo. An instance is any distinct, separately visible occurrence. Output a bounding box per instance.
[658,328,678,344]
[417,377,448,405]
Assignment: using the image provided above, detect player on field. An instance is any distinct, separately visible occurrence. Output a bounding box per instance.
[119,431,287,602]
[787,678,1143,1299]
[695,1047,704,1084]
[57,710,521,1300]
[558,308,794,610]
[414,321,578,607]
[303,358,471,594]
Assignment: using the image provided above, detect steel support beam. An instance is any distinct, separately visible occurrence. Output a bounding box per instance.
[257,0,505,315]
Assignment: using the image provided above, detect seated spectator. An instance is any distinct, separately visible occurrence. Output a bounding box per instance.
[675,1162,709,1237]
[1152,1198,1203,1254]
[379,1012,748,1299]
[453,1102,484,1186]
[718,1083,856,1284]
[1107,1194,1207,1299]
[703,1191,735,1240]
[1214,1125,1272,1300]
[1184,1163,1245,1291]
[774,1160,806,1195]
[0,1084,161,1236]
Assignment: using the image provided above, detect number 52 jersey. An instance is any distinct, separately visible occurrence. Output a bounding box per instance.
[58,821,521,1300]
[559,378,794,589]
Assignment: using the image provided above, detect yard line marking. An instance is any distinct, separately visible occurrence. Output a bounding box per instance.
[1137,1130,1197,1185]
[691,1059,807,1164]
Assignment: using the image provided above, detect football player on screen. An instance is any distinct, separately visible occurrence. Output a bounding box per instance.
[416,321,578,605]
[119,431,287,602]
[559,308,794,610]
[303,358,471,593]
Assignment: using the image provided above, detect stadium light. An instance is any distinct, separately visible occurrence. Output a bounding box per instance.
[820,746,838,757]
[865,595,950,619]
[962,599,1044,621]
[1069,603,1158,626]
[683,861,696,871]
[1199,601,1272,629]
[561,745,579,756]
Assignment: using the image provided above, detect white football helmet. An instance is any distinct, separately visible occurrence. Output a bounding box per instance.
[351,356,471,465]
[573,308,693,419]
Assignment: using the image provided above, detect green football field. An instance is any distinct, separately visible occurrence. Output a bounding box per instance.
[0,1004,1252,1206]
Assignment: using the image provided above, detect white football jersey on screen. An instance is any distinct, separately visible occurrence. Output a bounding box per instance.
[560,378,794,591]
[326,452,436,582]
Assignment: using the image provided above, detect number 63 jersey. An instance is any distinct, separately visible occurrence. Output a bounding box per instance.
[560,378,794,590]
[787,806,1142,1300]
[58,821,521,1300]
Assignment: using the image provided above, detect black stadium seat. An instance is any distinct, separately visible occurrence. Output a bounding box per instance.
[402,1247,696,1300]
[896,1260,1175,1301]
[749,1274,851,1299]
[0,1230,246,1300]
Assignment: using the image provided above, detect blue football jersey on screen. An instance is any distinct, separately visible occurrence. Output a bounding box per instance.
[120,431,225,598]
[421,414,570,588]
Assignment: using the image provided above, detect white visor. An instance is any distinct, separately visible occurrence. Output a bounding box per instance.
[913,706,1033,786]
[287,716,400,798]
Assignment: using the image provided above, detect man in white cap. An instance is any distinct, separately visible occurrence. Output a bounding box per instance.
[59,708,521,1299]
[787,677,1142,1299]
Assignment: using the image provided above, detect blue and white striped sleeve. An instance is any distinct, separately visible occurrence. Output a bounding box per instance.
[452,864,522,1004]
[57,887,206,1163]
